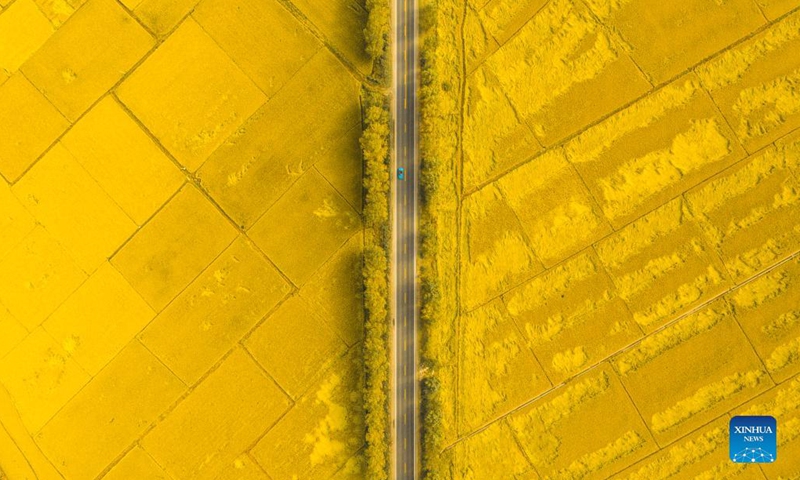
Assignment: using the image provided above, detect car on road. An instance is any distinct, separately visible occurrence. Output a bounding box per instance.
[397,167,405,180]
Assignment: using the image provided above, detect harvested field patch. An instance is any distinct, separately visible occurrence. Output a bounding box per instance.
[423,0,800,476]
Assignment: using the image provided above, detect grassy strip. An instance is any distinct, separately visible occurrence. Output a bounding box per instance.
[419,0,462,478]
[361,1,392,478]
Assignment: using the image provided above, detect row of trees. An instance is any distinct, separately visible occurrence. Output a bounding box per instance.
[365,0,391,85]
[361,2,392,479]
[418,0,463,478]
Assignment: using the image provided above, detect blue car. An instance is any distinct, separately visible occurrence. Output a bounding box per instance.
[397,167,405,180]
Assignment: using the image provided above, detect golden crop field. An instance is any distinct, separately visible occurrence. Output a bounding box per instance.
[0,0,373,478]
[420,0,800,478]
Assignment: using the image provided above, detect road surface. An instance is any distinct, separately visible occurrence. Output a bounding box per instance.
[393,0,419,477]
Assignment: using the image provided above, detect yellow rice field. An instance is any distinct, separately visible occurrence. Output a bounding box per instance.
[422,0,800,478]
[0,0,369,478]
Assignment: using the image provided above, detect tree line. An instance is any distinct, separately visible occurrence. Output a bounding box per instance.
[361,1,392,478]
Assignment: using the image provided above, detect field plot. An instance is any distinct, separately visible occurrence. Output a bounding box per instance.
[426,0,800,477]
[612,417,759,480]
[0,0,370,478]
[506,364,657,479]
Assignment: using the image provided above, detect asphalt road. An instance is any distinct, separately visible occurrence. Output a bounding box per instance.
[393,0,419,477]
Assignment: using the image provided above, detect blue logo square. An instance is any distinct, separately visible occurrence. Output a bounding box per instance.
[730,415,776,463]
